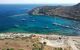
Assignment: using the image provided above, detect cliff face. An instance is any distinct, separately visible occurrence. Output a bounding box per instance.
[28,3,80,20]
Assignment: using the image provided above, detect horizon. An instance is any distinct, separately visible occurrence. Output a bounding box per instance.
[0,3,78,6]
[0,0,80,4]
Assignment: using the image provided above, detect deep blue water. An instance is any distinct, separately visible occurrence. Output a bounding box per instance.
[0,4,80,36]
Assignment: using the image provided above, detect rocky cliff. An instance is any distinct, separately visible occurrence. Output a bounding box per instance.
[28,3,80,20]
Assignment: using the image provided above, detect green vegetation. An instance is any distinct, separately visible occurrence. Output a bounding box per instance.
[9,48,14,50]
[54,48,63,50]
[59,48,62,50]
[32,42,43,50]
[2,48,6,50]
[2,48,14,50]
[32,48,42,50]
[2,48,24,50]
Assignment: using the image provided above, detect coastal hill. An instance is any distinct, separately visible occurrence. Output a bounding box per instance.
[28,3,80,20]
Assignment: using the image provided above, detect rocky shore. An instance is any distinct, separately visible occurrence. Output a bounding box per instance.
[28,3,80,20]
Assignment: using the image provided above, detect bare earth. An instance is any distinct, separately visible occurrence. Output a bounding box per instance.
[0,33,80,50]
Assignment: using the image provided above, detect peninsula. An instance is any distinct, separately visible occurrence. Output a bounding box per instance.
[28,3,80,20]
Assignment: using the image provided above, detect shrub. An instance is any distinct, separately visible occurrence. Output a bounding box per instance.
[9,48,14,50]
[2,48,6,50]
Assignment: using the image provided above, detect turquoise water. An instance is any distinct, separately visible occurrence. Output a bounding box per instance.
[3,14,80,36]
[0,4,80,36]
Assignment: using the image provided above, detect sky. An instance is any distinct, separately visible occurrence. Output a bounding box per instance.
[0,0,80,4]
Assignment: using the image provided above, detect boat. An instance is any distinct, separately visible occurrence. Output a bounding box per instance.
[31,19,36,22]
[65,25,70,28]
[52,22,70,28]
[14,24,19,28]
[73,27,79,30]
[78,29,80,31]
[52,23,58,25]
[58,24,62,26]
[44,26,49,29]
[73,21,77,22]
[21,18,26,21]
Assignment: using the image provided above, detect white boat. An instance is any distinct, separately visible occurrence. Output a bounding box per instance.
[21,18,26,21]
[52,23,58,25]
[14,24,19,28]
[65,25,69,28]
[31,19,36,22]
[44,26,49,29]
[58,24,62,26]
[52,22,70,28]
[73,21,77,22]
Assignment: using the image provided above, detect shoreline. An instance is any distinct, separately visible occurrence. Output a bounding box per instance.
[28,14,80,21]
[0,33,79,38]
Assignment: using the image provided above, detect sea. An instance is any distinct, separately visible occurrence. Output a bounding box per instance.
[0,4,80,36]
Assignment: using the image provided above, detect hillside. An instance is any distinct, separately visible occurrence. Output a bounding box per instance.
[28,3,80,20]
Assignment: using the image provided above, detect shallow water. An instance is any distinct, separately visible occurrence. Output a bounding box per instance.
[1,14,79,36]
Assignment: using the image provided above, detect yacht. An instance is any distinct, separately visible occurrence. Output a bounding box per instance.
[78,29,80,31]
[72,27,75,29]
[44,26,49,29]
[14,24,19,28]
[21,18,26,21]
[52,22,58,25]
[52,22,70,28]
[75,28,80,31]
[73,21,77,22]
[65,25,70,28]
[31,19,36,22]
[58,24,62,26]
